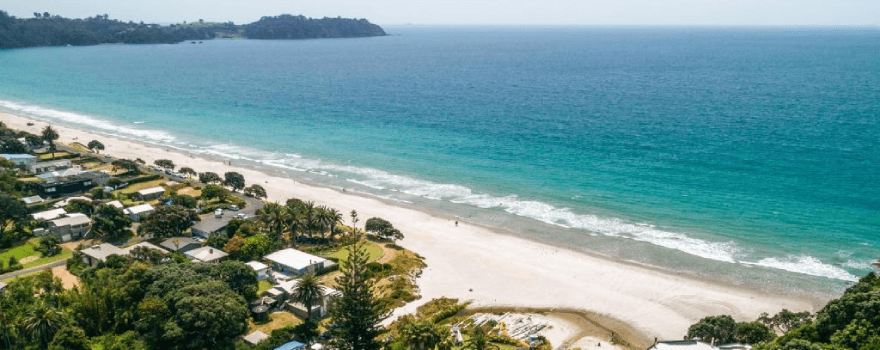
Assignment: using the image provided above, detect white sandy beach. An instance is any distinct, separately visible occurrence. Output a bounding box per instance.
[2,112,823,345]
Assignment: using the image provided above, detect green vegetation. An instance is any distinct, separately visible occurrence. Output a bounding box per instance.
[329,240,383,263]
[0,238,72,271]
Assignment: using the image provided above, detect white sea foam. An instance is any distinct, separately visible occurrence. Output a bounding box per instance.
[0,100,175,143]
[742,256,859,282]
[842,259,874,270]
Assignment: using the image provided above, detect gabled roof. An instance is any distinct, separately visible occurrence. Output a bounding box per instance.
[0,154,36,160]
[137,186,165,196]
[53,196,91,208]
[21,195,44,204]
[160,236,201,252]
[244,330,269,345]
[32,208,67,221]
[121,242,167,255]
[37,168,84,180]
[50,213,91,227]
[124,204,155,215]
[264,248,328,271]
[81,243,125,262]
[105,200,124,209]
[185,246,228,262]
[246,261,269,271]
[274,340,306,350]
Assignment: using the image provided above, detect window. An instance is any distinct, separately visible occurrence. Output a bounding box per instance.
[84,181,92,186]
[46,187,56,192]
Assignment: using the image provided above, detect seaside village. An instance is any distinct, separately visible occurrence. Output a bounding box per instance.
[1,122,878,350]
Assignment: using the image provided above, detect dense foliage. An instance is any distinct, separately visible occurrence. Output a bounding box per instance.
[687,272,880,350]
[0,11,386,50]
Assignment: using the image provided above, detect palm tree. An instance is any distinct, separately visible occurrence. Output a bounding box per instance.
[21,301,66,348]
[325,208,343,240]
[462,326,498,350]
[285,205,306,247]
[292,273,325,320]
[258,203,288,244]
[302,201,317,240]
[399,317,445,350]
[41,125,59,158]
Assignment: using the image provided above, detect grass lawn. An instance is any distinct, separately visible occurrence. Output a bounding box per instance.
[248,311,302,334]
[38,151,71,160]
[258,280,274,294]
[328,241,383,264]
[67,142,92,153]
[0,238,72,270]
[116,179,166,194]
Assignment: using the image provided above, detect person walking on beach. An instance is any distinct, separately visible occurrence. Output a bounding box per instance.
[455,220,458,227]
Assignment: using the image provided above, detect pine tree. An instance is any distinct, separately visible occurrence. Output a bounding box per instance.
[329,240,388,350]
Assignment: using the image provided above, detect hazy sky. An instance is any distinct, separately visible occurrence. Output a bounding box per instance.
[4,0,879,26]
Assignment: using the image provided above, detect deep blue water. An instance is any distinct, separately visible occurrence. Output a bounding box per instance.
[1,27,878,293]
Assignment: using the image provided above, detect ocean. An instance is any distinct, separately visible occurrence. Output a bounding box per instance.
[1,26,878,295]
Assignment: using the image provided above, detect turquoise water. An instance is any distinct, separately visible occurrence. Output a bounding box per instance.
[1,27,878,294]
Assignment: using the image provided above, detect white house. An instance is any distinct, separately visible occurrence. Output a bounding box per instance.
[81,243,126,267]
[48,213,91,242]
[264,248,330,276]
[135,186,165,201]
[0,154,37,169]
[21,195,44,205]
[53,196,91,208]
[246,261,270,280]
[32,208,67,221]
[37,168,84,183]
[185,246,228,263]
[124,204,155,221]
[105,200,124,209]
[28,159,72,174]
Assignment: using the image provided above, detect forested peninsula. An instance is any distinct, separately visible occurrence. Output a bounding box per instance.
[0,11,386,49]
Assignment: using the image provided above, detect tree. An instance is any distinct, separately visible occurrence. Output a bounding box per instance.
[25,133,44,148]
[240,234,274,261]
[199,184,229,202]
[687,315,737,344]
[128,246,165,264]
[462,326,498,350]
[106,177,125,189]
[758,310,813,334]
[199,171,222,185]
[39,233,62,256]
[91,204,132,237]
[258,203,288,243]
[365,217,403,242]
[206,232,229,250]
[178,167,196,178]
[137,205,199,239]
[22,301,67,348]
[48,325,90,350]
[223,233,247,259]
[399,317,445,350]
[244,184,267,199]
[292,273,325,320]
[111,159,139,175]
[41,125,59,158]
[0,193,28,238]
[224,171,245,192]
[735,321,776,344]
[87,140,105,154]
[329,240,388,350]
[153,159,175,171]
[64,198,95,216]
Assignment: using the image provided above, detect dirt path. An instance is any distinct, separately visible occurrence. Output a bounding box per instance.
[51,265,80,290]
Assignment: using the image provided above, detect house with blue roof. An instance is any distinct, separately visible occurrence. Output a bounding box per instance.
[0,154,37,169]
[274,340,306,350]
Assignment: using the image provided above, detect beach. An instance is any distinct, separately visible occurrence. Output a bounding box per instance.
[2,111,825,343]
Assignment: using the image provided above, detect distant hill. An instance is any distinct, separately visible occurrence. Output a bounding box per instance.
[0,11,386,49]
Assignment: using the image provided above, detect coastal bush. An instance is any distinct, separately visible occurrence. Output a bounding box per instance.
[125,174,162,185]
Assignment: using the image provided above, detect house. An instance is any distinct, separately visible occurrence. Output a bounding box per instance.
[246,261,269,280]
[36,168,84,183]
[185,246,228,263]
[160,236,201,253]
[267,279,340,319]
[649,340,720,350]
[264,248,331,276]
[104,200,124,209]
[190,214,232,238]
[274,340,306,350]
[0,282,7,294]
[121,242,168,255]
[32,208,67,221]
[135,186,165,201]
[243,330,270,345]
[0,154,37,169]
[48,213,91,242]
[37,175,96,198]
[21,195,44,205]
[53,196,91,208]
[81,243,126,267]
[80,171,111,185]
[28,159,72,174]
[124,204,155,221]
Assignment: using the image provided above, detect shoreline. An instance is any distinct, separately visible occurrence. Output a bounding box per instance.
[1,111,827,340]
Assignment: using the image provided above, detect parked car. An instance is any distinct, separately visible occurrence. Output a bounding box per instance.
[229,204,239,211]
[215,209,223,218]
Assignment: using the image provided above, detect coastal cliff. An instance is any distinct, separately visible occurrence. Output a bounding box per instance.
[0,11,386,49]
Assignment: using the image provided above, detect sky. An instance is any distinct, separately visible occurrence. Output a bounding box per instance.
[3,0,879,26]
